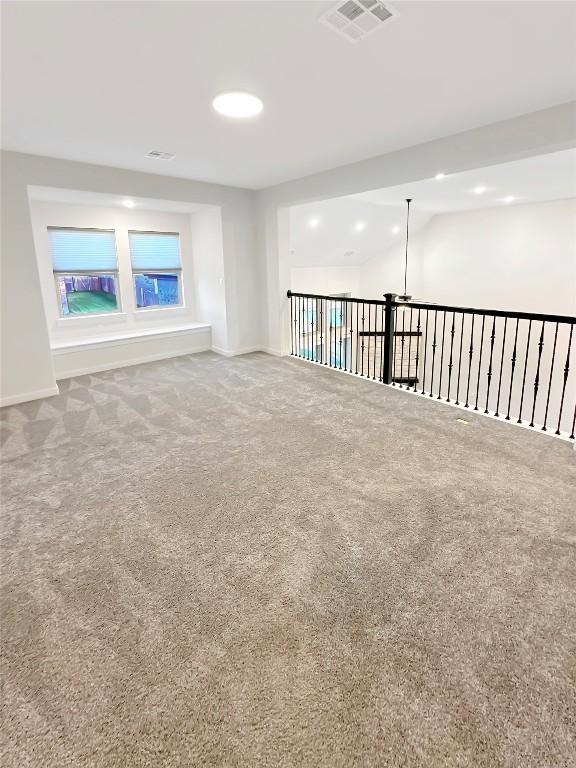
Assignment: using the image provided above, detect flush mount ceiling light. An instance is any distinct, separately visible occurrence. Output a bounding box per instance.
[354,220,366,232]
[473,185,487,195]
[122,199,136,208]
[212,91,263,118]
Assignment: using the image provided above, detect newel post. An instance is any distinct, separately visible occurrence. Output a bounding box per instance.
[382,293,397,384]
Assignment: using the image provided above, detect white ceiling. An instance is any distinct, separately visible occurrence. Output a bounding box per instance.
[290,149,576,266]
[2,1,576,189]
[27,187,207,214]
[353,148,576,211]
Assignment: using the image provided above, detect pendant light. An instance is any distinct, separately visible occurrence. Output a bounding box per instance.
[398,198,412,301]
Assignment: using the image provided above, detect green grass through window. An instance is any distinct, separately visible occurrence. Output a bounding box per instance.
[67,291,118,315]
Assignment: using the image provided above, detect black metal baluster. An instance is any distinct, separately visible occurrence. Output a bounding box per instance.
[529,321,546,427]
[329,299,332,366]
[505,318,520,420]
[355,303,359,374]
[446,311,456,402]
[464,315,475,408]
[473,315,486,410]
[399,308,406,388]
[342,301,347,371]
[349,302,354,373]
[310,298,314,361]
[309,298,313,361]
[380,304,385,382]
[338,300,343,369]
[542,322,559,431]
[314,299,318,362]
[413,309,421,392]
[430,311,438,398]
[407,308,413,388]
[555,325,573,436]
[366,303,371,378]
[318,298,322,363]
[517,320,532,424]
[304,298,308,359]
[297,296,301,357]
[421,310,429,395]
[304,298,308,360]
[437,311,446,400]
[455,313,465,405]
[391,308,397,385]
[290,295,294,355]
[373,304,378,380]
[319,299,325,364]
[484,315,496,414]
[360,304,366,376]
[570,404,576,441]
[335,300,339,368]
[494,317,507,417]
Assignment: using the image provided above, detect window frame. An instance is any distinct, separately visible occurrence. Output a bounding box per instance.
[49,227,122,319]
[128,230,184,312]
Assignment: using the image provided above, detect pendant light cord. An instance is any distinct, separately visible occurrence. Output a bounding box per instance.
[404,198,412,297]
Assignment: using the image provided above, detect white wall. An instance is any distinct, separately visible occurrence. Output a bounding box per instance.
[190,206,227,352]
[290,266,361,298]
[1,150,260,405]
[419,200,576,315]
[359,199,576,315]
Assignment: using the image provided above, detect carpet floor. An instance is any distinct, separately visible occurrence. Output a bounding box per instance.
[1,352,575,767]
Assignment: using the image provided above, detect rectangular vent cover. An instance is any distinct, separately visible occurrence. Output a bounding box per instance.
[145,150,175,161]
[319,0,397,43]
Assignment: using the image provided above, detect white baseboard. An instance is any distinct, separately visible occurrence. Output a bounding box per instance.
[211,346,285,357]
[211,345,265,357]
[0,385,60,408]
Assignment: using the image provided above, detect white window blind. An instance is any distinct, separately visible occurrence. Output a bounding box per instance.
[49,228,118,272]
[128,231,181,270]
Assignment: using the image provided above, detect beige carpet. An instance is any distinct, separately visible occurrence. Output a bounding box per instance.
[1,351,575,767]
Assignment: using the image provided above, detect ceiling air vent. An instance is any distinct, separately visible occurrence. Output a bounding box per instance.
[319,0,397,43]
[145,150,175,161]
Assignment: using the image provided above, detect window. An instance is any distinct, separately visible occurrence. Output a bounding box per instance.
[49,228,120,316]
[128,231,182,309]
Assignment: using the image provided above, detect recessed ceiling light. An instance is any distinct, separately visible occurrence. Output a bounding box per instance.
[307,217,320,230]
[354,221,366,232]
[473,185,487,195]
[392,226,400,234]
[502,195,516,204]
[435,172,446,180]
[122,199,136,208]
[213,91,263,118]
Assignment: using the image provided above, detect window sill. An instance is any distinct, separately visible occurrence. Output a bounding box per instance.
[55,312,128,328]
[51,323,210,352]
[133,304,187,318]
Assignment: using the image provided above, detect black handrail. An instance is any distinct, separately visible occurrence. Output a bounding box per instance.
[286,291,576,325]
[287,290,576,439]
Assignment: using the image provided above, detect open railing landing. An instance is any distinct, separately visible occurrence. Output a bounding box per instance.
[287,291,576,440]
